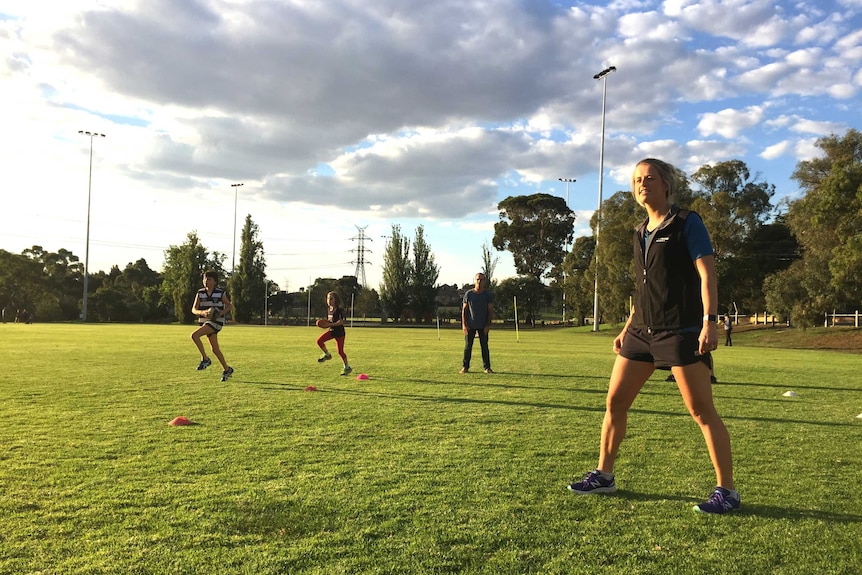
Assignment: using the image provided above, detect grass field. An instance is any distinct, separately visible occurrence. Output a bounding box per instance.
[1,323,860,574]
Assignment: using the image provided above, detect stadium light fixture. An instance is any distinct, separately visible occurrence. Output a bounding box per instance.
[78,130,105,322]
[558,178,576,322]
[231,183,244,274]
[592,65,616,332]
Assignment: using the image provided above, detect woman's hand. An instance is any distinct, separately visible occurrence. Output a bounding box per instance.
[613,328,627,354]
[698,322,719,355]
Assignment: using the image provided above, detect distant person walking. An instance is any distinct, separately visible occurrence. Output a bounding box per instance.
[723,313,733,346]
[316,291,352,376]
[191,270,234,382]
[460,272,494,374]
[568,158,739,515]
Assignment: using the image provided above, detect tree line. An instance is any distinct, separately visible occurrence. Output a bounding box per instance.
[493,130,861,328]
[2,130,859,328]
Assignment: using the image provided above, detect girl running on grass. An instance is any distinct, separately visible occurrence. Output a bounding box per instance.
[316,291,352,376]
[191,270,234,382]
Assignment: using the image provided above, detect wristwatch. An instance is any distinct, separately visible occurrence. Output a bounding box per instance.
[703,314,718,322]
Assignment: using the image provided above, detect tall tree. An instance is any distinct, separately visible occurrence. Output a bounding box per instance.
[22,246,86,320]
[494,275,549,323]
[481,241,500,288]
[493,193,575,281]
[410,225,440,323]
[688,160,776,312]
[229,215,267,323]
[727,218,798,315]
[562,236,596,326]
[0,249,51,321]
[160,232,225,323]
[89,259,165,322]
[590,190,642,324]
[379,225,412,321]
[121,259,164,321]
[354,287,380,320]
[769,129,862,319]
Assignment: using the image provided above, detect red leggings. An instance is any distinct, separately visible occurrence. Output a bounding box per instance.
[316,331,347,362]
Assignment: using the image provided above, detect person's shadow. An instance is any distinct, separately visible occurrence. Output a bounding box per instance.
[615,490,862,522]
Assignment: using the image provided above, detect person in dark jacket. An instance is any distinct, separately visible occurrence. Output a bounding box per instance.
[568,158,739,515]
[723,313,733,346]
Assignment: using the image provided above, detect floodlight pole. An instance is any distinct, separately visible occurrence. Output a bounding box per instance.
[592,65,616,332]
[78,130,105,322]
[558,178,576,323]
[231,183,244,274]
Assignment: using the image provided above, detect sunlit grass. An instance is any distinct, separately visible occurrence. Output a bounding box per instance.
[1,323,860,574]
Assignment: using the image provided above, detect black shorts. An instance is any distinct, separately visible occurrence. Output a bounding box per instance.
[620,326,711,369]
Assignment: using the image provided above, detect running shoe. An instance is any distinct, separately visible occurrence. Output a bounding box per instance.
[317,353,332,363]
[710,375,718,384]
[567,469,617,494]
[221,366,234,382]
[197,358,212,371]
[665,374,676,382]
[340,366,353,376]
[693,487,740,514]
[484,368,495,374]
[459,367,469,374]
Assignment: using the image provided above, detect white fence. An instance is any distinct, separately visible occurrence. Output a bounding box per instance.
[728,311,861,328]
[823,311,862,328]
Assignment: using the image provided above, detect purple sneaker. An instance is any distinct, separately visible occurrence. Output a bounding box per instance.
[693,487,740,514]
[568,469,617,494]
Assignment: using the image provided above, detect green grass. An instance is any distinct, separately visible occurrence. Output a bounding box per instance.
[1,323,860,574]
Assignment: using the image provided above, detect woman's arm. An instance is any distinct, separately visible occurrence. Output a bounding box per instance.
[695,255,718,354]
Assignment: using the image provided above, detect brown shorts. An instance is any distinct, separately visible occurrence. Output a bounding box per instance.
[620,326,711,369]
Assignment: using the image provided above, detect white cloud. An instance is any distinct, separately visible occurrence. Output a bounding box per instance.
[789,118,847,135]
[795,15,843,45]
[618,10,687,41]
[663,0,790,47]
[785,47,824,66]
[760,140,791,159]
[793,137,822,160]
[697,106,765,138]
[684,139,748,170]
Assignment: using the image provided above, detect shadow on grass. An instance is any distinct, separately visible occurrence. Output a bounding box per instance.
[712,380,861,393]
[324,386,608,414]
[737,504,862,523]
[404,374,611,395]
[239,379,857,428]
[613,491,862,523]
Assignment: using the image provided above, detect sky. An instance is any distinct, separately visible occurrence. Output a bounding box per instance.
[1,0,860,293]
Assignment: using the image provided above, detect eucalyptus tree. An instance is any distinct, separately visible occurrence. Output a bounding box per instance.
[766,129,862,322]
[493,193,575,281]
